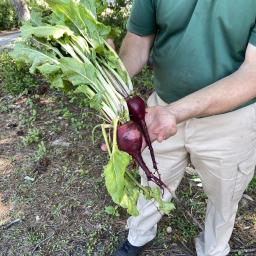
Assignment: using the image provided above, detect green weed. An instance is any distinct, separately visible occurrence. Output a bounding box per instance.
[0,0,19,30]
[19,99,38,126]
[0,51,37,95]
[23,128,42,146]
[234,251,243,256]
[105,205,120,217]
[170,214,199,242]
[246,176,256,192]
[33,141,47,161]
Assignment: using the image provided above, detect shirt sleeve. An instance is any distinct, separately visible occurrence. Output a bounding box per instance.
[127,0,157,36]
[249,24,256,46]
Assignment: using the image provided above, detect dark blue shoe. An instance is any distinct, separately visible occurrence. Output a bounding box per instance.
[114,240,144,256]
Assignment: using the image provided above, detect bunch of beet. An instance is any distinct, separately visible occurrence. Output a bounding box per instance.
[117,96,169,192]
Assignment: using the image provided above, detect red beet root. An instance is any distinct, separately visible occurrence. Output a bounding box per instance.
[117,122,142,157]
[117,122,169,192]
[126,96,160,177]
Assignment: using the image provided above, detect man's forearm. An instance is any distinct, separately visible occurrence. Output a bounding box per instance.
[119,32,155,78]
[168,61,256,123]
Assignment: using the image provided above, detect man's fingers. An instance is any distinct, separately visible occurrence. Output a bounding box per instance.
[145,107,154,124]
[157,136,165,143]
[100,143,108,152]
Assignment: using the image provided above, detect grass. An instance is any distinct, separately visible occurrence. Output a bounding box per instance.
[0,51,37,95]
[247,176,256,192]
[22,128,42,146]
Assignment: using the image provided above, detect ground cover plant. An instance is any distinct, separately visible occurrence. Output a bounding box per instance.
[0,51,38,95]
[0,0,20,30]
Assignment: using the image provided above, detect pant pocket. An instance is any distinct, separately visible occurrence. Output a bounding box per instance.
[232,156,255,202]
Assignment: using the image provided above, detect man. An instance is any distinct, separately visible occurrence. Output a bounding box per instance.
[114,1,256,255]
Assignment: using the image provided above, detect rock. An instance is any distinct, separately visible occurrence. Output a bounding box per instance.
[24,176,35,182]
[240,198,249,208]
[51,138,70,147]
[166,226,172,234]
[243,194,254,202]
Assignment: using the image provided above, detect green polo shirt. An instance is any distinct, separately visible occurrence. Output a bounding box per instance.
[127,0,256,107]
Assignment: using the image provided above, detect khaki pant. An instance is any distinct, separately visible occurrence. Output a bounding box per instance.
[127,92,256,256]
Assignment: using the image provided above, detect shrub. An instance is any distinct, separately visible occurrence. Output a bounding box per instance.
[99,0,132,47]
[0,0,20,30]
[0,50,38,95]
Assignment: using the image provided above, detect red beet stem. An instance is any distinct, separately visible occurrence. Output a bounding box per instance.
[133,153,170,193]
[127,96,159,176]
[140,119,161,178]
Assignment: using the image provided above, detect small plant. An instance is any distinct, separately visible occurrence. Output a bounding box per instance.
[0,0,19,30]
[19,108,38,127]
[62,108,73,120]
[33,141,47,161]
[22,128,42,145]
[246,176,256,192]
[71,117,86,133]
[0,51,37,95]
[19,98,38,126]
[171,214,198,242]
[50,124,62,134]
[0,103,9,113]
[52,203,65,217]
[133,67,154,92]
[99,0,132,47]
[61,108,86,134]
[104,205,120,217]
[27,232,43,244]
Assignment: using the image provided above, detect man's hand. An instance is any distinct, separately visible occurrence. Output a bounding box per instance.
[101,105,178,152]
[141,106,178,149]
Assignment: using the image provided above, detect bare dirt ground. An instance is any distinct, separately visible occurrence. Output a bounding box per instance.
[0,87,255,256]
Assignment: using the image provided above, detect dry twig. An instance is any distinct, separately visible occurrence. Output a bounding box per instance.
[31,232,55,255]
[231,248,256,254]
[1,219,22,230]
